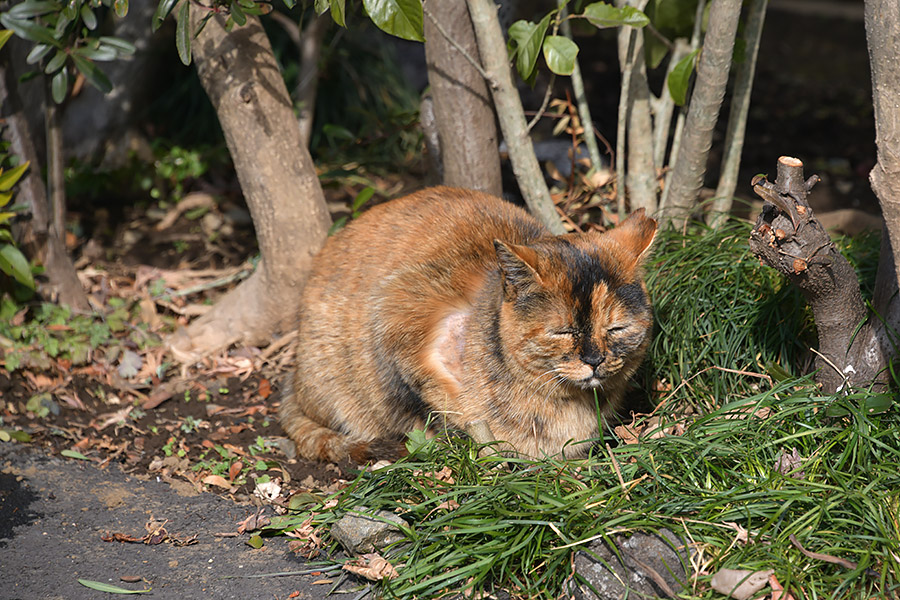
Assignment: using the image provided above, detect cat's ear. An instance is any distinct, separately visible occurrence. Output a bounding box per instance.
[494,240,543,299]
[606,208,658,264]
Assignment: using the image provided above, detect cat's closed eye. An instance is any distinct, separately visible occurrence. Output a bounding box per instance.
[606,324,629,334]
[549,328,576,337]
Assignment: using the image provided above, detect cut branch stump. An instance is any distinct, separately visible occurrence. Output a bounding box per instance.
[748,156,887,393]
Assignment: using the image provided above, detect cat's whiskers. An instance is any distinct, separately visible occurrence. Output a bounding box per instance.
[524,369,568,406]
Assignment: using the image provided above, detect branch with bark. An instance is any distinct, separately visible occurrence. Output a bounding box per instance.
[749,157,888,393]
[168,9,331,361]
[1,54,90,311]
[465,0,566,234]
[661,0,741,227]
[423,0,502,196]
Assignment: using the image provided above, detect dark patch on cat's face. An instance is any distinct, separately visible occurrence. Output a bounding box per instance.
[615,282,648,312]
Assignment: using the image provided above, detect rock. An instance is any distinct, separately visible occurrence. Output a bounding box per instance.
[569,528,692,599]
[330,508,407,555]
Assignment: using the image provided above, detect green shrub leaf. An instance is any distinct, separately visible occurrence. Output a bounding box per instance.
[0,162,30,192]
[362,0,423,42]
[152,0,178,32]
[80,4,98,30]
[542,35,579,76]
[7,1,59,19]
[0,243,35,289]
[0,30,11,51]
[583,2,649,28]
[330,0,346,27]
[507,13,552,81]
[175,0,191,65]
[0,15,63,48]
[71,54,112,93]
[667,48,699,105]
[114,0,129,17]
[50,67,68,103]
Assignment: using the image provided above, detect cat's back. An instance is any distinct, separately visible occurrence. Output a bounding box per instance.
[307,186,547,289]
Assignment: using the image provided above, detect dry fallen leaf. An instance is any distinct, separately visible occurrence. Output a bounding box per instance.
[709,568,773,600]
[769,573,798,600]
[343,553,398,581]
[202,474,234,490]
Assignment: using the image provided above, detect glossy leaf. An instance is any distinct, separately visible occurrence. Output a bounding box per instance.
[113,0,128,17]
[362,0,423,42]
[71,54,112,92]
[175,0,191,65]
[0,15,63,48]
[75,44,118,61]
[583,2,649,28]
[50,67,68,102]
[230,1,246,26]
[7,1,60,19]
[0,243,35,289]
[0,162,29,192]
[0,195,11,210]
[0,29,16,51]
[80,4,98,29]
[542,35,578,76]
[152,0,178,32]
[45,49,68,73]
[507,14,552,81]
[98,35,137,55]
[314,0,328,14]
[667,48,699,105]
[330,0,345,28]
[25,43,52,63]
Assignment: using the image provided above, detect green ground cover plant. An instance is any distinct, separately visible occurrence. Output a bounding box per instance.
[266,218,898,599]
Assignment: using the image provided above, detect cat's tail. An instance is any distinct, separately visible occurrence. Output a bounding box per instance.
[278,382,406,464]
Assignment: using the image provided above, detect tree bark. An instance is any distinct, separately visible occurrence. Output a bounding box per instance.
[0,55,90,311]
[168,8,331,361]
[661,0,741,227]
[864,0,900,297]
[466,0,566,234]
[749,157,887,393]
[709,0,768,228]
[616,1,656,214]
[423,0,502,196]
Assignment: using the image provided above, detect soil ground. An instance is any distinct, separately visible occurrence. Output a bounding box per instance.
[0,4,880,599]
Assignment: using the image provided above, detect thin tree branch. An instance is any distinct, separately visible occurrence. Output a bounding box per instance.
[466,0,566,234]
[559,1,603,173]
[709,0,768,228]
[423,4,490,82]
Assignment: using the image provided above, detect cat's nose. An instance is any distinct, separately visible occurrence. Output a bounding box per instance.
[581,353,605,367]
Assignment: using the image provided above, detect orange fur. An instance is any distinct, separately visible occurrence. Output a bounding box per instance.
[279,187,657,462]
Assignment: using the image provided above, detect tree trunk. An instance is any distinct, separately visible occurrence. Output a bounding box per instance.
[616,3,656,214]
[423,0,502,196]
[466,0,566,234]
[749,157,887,393]
[168,8,331,361]
[661,0,741,227]
[864,0,900,296]
[0,55,90,311]
[709,0,768,228]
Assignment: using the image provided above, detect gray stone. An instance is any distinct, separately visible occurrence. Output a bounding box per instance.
[330,508,408,555]
[570,528,692,600]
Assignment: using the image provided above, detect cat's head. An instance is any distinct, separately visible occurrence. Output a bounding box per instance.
[493,209,658,393]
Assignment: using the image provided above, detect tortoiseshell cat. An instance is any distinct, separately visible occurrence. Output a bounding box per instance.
[280,187,657,462]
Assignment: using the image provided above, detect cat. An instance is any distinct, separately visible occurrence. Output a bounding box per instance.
[279,186,657,463]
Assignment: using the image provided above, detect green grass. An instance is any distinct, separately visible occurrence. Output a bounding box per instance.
[270,219,897,599]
